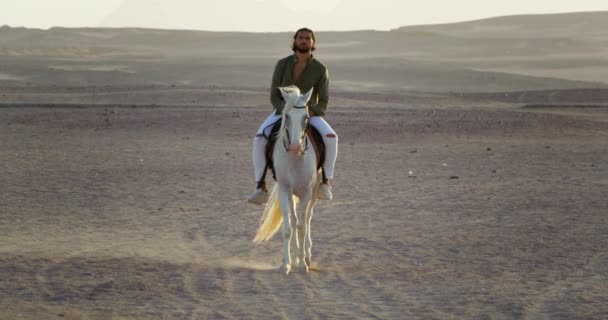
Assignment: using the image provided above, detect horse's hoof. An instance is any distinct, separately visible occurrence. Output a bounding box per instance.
[279,263,291,275]
[298,262,309,273]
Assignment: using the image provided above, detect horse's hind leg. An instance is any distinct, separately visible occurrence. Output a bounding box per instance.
[278,186,295,275]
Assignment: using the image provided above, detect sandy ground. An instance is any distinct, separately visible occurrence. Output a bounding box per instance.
[1,88,608,319]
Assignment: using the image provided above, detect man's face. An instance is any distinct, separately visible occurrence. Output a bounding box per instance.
[294,31,314,54]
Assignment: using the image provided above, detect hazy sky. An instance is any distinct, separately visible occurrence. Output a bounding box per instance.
[1,0,607,31]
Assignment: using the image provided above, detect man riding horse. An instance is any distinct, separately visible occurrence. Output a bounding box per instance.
[247,27,339,205]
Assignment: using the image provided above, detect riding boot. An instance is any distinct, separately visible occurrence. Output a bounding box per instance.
[318,180,333,201]
[247,181,269,205]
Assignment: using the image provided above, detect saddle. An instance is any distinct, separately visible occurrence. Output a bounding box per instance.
[263,119,327,183]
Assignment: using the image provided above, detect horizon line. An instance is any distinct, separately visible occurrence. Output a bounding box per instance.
[2,10,606,33]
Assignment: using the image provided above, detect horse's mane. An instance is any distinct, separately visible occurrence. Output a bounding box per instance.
[277,85,303,136]
[279,85,301,115]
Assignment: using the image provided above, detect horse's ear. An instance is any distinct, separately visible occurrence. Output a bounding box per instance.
[299,88,314,105]
[278,87,290,100]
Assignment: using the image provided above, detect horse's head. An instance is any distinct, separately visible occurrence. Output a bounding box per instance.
[278,86,313,156]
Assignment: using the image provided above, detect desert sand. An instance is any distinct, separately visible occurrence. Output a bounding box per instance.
[2,12,608,319]
[2,85,607,319]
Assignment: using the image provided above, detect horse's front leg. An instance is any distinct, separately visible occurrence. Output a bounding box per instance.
[278,185,295,275]
[296,191,314,272]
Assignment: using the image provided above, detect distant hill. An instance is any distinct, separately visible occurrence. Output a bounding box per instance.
[1,11,607,92]
[394,11,608,39]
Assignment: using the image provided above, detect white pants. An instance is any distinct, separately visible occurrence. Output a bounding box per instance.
[252,112,338,183]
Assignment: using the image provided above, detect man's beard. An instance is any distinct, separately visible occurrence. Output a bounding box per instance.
[296,45,310,54]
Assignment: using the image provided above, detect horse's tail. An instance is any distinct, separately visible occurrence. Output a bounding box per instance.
[253,184,282,243]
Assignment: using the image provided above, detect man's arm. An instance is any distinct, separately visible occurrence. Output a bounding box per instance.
[309,68,329,117]
[270,60,286,114]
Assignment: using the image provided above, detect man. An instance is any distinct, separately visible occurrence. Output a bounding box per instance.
[247,27,338,205]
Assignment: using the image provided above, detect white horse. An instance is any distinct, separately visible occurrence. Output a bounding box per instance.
[253,86,322,274]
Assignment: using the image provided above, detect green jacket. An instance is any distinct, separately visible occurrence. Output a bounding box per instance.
[270,54,329,116]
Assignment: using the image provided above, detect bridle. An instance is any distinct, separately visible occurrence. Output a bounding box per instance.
[283,105,310,154]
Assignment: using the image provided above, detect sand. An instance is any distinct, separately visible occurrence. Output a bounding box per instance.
[1,85,607,319]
